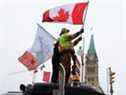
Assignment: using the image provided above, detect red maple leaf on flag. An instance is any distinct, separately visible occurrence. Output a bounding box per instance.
[53,8,69,22]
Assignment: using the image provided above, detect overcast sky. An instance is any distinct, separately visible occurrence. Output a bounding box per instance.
[0,0,126,95]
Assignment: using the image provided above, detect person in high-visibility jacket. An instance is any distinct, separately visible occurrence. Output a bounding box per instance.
[59,28,84,84]
[59,28,84,51]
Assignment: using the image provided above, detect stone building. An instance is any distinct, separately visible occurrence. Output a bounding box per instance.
[85,35,104,93]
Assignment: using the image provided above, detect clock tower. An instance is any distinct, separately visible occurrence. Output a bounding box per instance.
[85,35,104,94]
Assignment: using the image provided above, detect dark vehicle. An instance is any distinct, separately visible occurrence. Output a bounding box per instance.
[20,83,105,95]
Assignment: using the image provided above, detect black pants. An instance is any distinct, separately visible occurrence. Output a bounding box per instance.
[51,62,60,83]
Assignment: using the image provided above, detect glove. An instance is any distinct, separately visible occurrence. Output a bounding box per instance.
[78,36,82,41]
[80,28,84,33]
[72,29,84,39]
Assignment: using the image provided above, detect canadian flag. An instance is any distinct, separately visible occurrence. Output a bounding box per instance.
[42,2,88,25]
[42,71,51,83]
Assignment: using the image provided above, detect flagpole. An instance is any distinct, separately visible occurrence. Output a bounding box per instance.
[8,70,28,75]
[32,69,37,85]
[106,68,110,95]
[81,0,89,83]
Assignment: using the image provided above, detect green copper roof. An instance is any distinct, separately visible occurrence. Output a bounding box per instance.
[88,35,96,54]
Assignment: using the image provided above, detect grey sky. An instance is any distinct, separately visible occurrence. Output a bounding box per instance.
[0,0,125,95]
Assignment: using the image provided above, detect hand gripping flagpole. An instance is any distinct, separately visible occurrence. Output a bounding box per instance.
[81,1,89,83]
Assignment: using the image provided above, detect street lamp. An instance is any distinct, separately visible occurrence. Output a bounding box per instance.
[77,46,84,83]
[108,67,116,95]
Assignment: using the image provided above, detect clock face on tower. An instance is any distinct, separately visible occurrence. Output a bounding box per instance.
[89,55,95,60]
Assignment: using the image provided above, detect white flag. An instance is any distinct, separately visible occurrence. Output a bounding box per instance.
[29,24,56,65]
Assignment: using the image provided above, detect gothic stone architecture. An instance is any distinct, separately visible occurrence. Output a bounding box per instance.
[85,35,104,93]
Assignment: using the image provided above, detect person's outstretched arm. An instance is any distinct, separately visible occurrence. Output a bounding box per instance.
[70,28,84,40]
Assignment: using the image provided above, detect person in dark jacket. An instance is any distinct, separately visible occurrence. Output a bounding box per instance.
[51,41,62,83]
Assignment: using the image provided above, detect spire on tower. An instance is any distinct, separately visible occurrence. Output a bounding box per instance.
[88,35,96,55]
